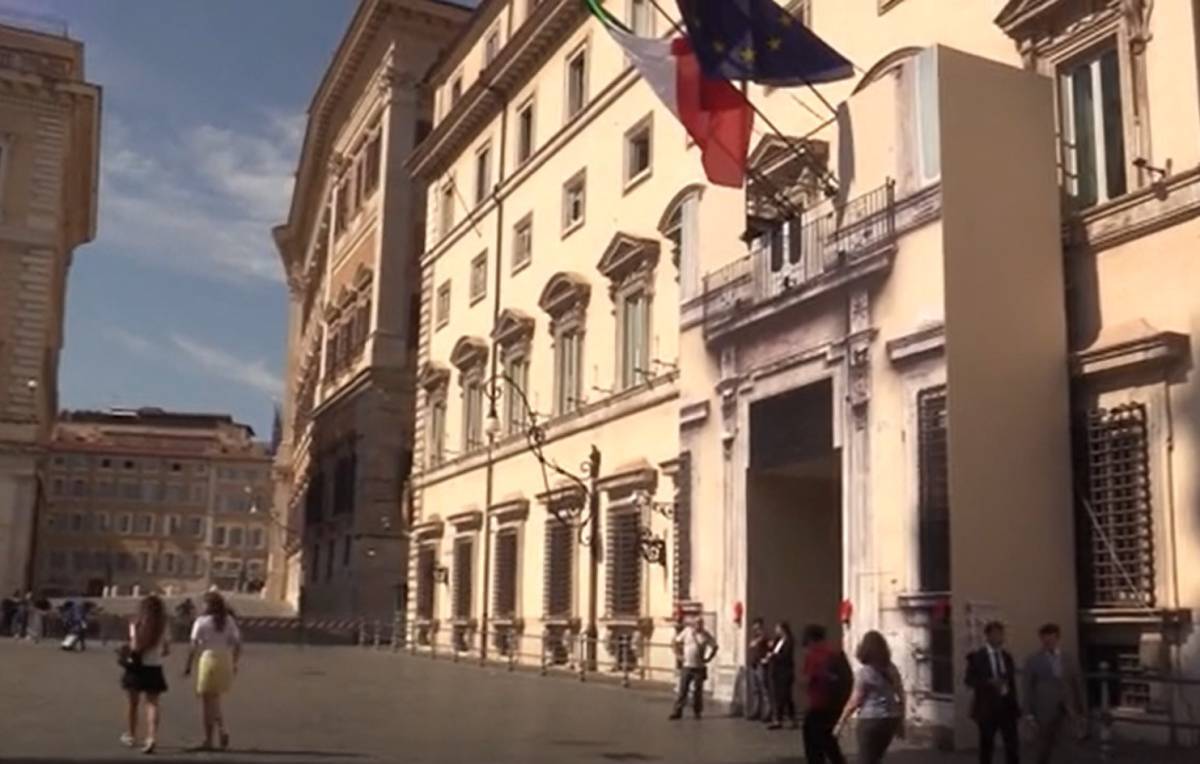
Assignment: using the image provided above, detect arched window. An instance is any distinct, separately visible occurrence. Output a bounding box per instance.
[657,184,704,301]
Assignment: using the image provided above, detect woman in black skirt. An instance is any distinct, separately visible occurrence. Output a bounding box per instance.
[121,595,170,753]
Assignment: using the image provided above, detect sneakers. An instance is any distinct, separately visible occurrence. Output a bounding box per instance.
[119,733,136,748]
[142,739,156,755]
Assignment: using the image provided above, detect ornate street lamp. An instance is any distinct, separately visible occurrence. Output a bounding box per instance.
[477,371,667,670]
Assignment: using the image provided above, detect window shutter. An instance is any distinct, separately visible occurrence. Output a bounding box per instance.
[494,529,519,618]
[917,386,950,592]
[416,546,436,619]
[606,510,641,617]
[544,518,574,617]
[453,537,474,619]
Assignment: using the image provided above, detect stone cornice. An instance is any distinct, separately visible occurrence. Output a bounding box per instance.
[1065,165,1200,253]
[886,322,945,365]
[1072,325,1189,379]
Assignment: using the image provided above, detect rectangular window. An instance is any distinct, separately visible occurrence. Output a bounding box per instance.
[1060,46,1127,207]
[566,46,588,119]
[629,0,653,36]
[453,536,474,619]
[120,481,139,501]
[512,214,533,273]
[606,509,641,617]
[516,99,535,165]
[364,133,382,198]
[117,514,132,535]
[436,280,451,329]
[440,182,455,237]
[251,527,265,550]
[917,386,950,593]
[140,552,152,573]
[335,179,350,236]
[554,329,583,415]
[484,27,501,66]
[474,142,492,205]
[214,526,227,548]
[188,516,205,539]
[192,555,205,576]
[503,354,530,434]
[449,74,463,107]
[494,528,519,618]
[469,252,488,304]
[416,546,436,619]
[229,527,244,549]
[544,518,574,617]
[562,171,586,232]
[624,118,653,187]
[71,479,87,497]
[95,513,110,533]
[618,291,650,390]
[428,395,447,467]
[163,553,177,575]
[135,515,154,535]
[1078,403,1154,608]
[462,375,485,452]
[167,515,182,536]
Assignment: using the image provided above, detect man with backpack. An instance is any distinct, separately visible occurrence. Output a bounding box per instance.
[801,623,852,764]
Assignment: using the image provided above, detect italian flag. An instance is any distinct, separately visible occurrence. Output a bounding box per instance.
[585,0,753,188]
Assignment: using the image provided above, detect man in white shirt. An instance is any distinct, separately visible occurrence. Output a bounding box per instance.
[669,615,718,720]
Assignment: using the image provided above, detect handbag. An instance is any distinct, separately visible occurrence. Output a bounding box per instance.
[116,644,142,669]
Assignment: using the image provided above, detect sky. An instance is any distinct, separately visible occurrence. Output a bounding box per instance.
[7,0,359,437]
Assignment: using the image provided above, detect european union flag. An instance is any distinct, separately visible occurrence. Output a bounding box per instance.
[676,0,854,87]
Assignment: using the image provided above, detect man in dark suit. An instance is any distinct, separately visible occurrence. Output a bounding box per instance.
[966,621,1021,764]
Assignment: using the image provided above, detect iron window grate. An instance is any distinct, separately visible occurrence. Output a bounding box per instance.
[453,537,474,619]
[494,528,518,618]
[1080,403,1154,608]
[917,386,950,593]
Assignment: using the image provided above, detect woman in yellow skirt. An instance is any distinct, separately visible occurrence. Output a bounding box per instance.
[183,591,242,751]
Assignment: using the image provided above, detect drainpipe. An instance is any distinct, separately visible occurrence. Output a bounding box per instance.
[479,85,509,664]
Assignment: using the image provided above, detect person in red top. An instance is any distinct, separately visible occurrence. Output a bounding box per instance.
[802,624,848,764]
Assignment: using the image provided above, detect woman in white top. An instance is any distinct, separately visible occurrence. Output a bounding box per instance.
[183,591,241,751]
[119,594,170,754]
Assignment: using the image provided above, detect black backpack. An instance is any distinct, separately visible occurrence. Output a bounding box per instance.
[829,650,854,714]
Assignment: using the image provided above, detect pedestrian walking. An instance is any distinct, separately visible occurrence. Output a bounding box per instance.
[764,621,798,729]
[1023,623,1083,764]
[183,591,242,751]
[1,591,15,636]
[744,618,772,721]
[834,630,906,764]
[801,624,850,764]
[966,621,1021,764]
[12,592,29,639]
[668,615,718,720]
[119,594,170,754]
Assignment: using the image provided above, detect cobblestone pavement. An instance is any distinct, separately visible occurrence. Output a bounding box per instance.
[0,640,1192,763]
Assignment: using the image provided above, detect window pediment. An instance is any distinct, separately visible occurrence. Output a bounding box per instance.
[657,184,706,235]
[538,272,591,318]
[491,308,535,347]
[746,134,831,218]
[596,232,660,286]
[995,0,1139,44]
[419,362,451,391]
[450,336,488,371]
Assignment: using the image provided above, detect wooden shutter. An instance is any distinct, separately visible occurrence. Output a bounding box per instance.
[416,546,435,619]
[544,518,574,617]
[606,510,641,617]
[453,536,474,619]
[494,529,519,618]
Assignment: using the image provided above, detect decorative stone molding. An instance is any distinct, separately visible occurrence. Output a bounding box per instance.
[886,322,946,365]
[1065,166,1200,252]
[449,336,488,372]
[679,400,710,430]
[491,308,535,347]
[488,495,530,525]
[412,517,445,541]
[447,508,483,532]
[418,362,451,391]
[1072,320,1188,379]
[596,458,657,495]
[596,232,660,299]
[538,272,590,335]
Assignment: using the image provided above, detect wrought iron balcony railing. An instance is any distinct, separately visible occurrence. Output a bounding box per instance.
[701,180,897,334]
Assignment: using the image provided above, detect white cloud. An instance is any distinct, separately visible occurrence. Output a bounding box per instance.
[101,325,154,356]
[97,111,302,284]
[170,334,283,396]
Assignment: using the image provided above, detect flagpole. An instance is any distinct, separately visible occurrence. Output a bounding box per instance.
[644,0,840,196]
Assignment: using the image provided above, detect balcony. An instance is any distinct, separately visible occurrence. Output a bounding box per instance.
[700,181,897,341]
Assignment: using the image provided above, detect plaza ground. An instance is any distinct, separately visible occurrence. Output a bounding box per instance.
[0,640,1192,763]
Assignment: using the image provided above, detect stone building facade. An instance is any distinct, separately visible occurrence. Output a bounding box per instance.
[35,408,273,598]
[0,18,100,598]
[273,0,469,620]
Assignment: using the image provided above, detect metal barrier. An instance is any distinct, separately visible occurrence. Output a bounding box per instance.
[1087,662,1200,759]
